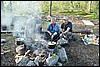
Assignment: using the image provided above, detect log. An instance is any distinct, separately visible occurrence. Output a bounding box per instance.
[24,50,31,57]
[73,29,93,34]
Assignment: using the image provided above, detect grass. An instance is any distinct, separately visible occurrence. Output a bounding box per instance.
[1,33,13,36]
[84,14,98,19]
[42,21,50,30]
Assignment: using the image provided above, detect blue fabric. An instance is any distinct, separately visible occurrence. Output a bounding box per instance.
[47,23,60,35]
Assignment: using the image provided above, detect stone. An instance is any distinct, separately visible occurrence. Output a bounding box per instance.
[1,39,6,43]
[57,47,68,63]
[26,60,36,66]
[57,62,62,66]
[33,56,39,66]
[15,56,29,66]
[46,54,59,66]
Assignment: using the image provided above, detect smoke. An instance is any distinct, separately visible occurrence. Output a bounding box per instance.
[12,1,43,44]
[1,11,12,26]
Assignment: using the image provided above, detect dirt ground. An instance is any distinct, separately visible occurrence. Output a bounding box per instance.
[1,18,99,66]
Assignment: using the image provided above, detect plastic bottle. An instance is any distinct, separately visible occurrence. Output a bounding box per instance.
[94,38,97,43]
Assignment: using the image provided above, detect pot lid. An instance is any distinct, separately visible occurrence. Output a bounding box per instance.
[48,42,56,45]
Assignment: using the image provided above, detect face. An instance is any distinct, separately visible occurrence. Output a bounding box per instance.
[51,18,55,25]
[63,19,68,24]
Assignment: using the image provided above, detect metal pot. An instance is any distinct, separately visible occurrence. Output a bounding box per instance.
[15,38,25,45]
[2,25,7,31]
[48,42,56,49]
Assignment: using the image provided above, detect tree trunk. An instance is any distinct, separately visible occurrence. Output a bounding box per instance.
[50,1,52,16]
[88,1,92,13]
[10,1,12,16]
[1,1,5,16]
[71,1,74,12]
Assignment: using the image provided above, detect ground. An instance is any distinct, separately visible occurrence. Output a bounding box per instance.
[1,17,99,66]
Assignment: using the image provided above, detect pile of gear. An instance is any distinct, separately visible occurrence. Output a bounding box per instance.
[82,34,99,45]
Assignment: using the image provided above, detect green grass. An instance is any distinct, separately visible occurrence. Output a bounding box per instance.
[1,33,13,36]
[42,21,50,30]
[84,14,98,19]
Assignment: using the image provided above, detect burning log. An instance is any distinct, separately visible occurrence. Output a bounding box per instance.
[15,37,70,66]
[1,50,10,55]
[24,50,31,57]
[16,45,26,55]
[15,55,30,66]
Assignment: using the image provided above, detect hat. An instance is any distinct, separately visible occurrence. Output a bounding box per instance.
[63,16,69,20]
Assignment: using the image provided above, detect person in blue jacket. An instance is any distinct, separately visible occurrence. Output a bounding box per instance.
[44,17,60,42]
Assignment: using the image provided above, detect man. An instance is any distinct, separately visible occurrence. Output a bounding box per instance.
[45,17,60,42]
[60,16,72,41]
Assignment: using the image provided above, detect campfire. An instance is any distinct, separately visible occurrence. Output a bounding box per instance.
[15,37,68,66]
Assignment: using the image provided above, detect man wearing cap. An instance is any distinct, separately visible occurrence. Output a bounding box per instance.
[44,17,60,42]
[60,16,72,41]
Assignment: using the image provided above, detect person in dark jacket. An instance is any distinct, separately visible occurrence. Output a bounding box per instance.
[60,16,72,41]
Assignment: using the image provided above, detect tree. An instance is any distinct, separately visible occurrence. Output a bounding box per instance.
[10,1,13,16]
[71,1,74,12]
[1,1,5,15]
[50,1,52,16]
[88,1,92,13]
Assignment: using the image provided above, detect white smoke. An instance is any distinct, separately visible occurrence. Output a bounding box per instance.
[1,11,12,26]
[12,1,42,44]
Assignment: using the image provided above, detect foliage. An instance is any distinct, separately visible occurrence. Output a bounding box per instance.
[2,1,99,19]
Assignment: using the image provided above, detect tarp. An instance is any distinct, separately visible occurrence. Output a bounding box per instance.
[82,20,94,26]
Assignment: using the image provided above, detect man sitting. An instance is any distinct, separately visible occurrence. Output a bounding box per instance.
[44,17,60,42]
[60,16,72,42]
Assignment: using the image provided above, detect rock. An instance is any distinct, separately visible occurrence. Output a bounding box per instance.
[57,47,68,63]
[26,60,36,66]
[33,56,39,66]
[46,54,59,66]
[94,64,99,66]
[18,57,29,66]
[1,44,4,46]
[72,34,80,42]
[1,39,6,43]
[57,62,62,66]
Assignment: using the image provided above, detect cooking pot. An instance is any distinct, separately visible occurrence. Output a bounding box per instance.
[15,38,25,45]
[48,42,56,49]
[2,25,7,31]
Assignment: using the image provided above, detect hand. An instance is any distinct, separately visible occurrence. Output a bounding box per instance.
[49,33,52,36]
[60,34,62,37]
[63,32,66,34]
[63,35,66,38]
[51,35,54,39]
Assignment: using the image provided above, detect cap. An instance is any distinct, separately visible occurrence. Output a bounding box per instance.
[63,16,69,20]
